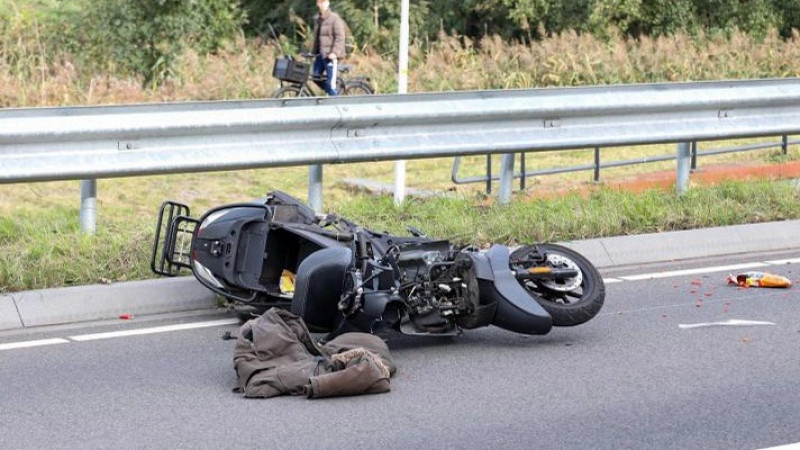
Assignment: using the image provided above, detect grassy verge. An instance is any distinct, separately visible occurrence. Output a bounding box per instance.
[1,173,798,293]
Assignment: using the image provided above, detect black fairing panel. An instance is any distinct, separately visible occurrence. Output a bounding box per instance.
[483,245,553,335]
[291,247,353,332]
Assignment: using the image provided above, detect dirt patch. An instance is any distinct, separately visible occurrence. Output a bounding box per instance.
[525,160,800,199]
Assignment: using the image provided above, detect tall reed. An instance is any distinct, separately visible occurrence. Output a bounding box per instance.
[1,29,799,107]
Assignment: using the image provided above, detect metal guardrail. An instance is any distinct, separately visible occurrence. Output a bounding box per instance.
[2,78,800,231]
[452,137,799,192]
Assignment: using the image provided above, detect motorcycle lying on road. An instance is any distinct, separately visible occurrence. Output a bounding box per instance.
[150,191,605,337]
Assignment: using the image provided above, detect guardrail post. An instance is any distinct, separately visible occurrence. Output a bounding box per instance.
[308,165,323,213]
[676,142,691,195]
[782,135,788,155]
[498,153,515,204]
[80,179,97,234]
[486,155,492,194]
[593,147,601,182]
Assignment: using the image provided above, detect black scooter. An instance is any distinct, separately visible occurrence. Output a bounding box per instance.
[151,191,605,337]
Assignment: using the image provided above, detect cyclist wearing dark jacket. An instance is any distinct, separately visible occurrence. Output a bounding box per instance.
[312,0,346,95]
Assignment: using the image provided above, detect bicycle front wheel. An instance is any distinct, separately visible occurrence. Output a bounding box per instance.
[272,86,309,98]
[342,80,374,96]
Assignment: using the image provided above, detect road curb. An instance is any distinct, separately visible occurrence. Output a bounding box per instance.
[1,277,218,331]
[562,219,800,268]
[1,219,798,331]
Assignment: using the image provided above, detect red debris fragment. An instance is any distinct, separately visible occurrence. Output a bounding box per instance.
[691,280,703,286]
[119,314,133,320]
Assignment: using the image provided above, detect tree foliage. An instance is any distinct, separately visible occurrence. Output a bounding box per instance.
[80,0,245,85]
[4,0,799,87]
[16,0,246,86]
[242,0,800,54]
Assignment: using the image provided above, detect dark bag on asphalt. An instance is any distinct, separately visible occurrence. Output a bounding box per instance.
[233,308,395,398]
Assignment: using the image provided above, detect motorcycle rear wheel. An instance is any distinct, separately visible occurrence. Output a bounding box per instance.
[510,243,605,327]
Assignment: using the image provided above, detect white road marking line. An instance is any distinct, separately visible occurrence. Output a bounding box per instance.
[0,338,70,351]
[678,319,776,329]
[758,442,800,450]
[765,257,800,265]
[619,262,769,281]
[68,318,240,342]
[603,278,624,284]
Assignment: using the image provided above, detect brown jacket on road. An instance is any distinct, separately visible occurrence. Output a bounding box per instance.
[233,308,395,399]
[313,9,346,59]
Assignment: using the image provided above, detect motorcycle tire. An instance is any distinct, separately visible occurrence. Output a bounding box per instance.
[510,243,605,327]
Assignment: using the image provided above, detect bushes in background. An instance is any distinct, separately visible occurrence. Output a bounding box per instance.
[1,0,800,94]
[0,0,244,86]
[246,0,800,54]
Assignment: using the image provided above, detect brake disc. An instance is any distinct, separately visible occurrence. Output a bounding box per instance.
[539,253,582,292]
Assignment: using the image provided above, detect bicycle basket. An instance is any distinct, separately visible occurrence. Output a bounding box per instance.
[272,57,309,83]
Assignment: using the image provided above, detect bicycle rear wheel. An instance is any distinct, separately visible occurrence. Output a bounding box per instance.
[342,80,374,96]
[272,85,309,98]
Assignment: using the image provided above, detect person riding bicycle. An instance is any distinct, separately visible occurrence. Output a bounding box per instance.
[311,0,347,96]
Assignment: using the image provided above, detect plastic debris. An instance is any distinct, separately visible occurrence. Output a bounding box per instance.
[119,313,133,320]
[727,271,791,288]
[279,269,296,295]
[678,319,776,329]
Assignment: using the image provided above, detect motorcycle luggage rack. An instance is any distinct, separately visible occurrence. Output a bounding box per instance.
[151,201,198,277]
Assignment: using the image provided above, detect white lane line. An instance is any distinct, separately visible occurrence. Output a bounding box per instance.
[678,319,776,329]
[765,257,800,265]
[619,262,769,281]
[603,278,624,284]
[758,442,800,450]
[0,338,70,351]
[68,318,240,342]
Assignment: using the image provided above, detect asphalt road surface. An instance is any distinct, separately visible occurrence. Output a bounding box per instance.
[1,251,799,450]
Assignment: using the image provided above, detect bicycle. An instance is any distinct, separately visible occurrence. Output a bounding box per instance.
[271,53,374,98]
